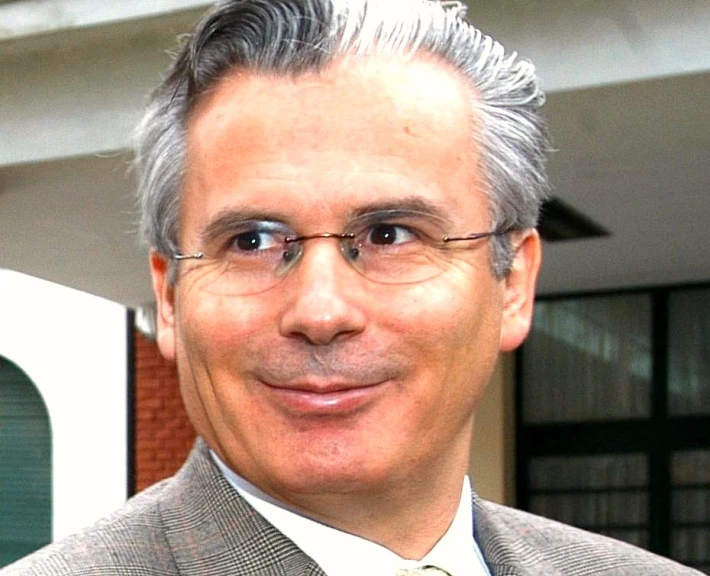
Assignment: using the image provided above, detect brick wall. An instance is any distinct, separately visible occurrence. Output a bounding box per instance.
[133,331,195,493]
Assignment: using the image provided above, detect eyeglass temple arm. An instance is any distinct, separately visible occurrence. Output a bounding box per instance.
[442,230,503,244]
[172,252,205,261]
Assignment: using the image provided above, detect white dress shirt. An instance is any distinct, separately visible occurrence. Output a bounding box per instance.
[211,452,491,576]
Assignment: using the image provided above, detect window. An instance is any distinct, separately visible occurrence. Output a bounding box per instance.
[0,356,52,568]
[518,285,710,573]
[529,453,649,548]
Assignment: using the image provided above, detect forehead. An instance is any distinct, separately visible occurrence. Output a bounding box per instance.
[183,54,485,226]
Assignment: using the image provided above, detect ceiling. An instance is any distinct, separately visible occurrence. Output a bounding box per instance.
[0,2,708,307]
[538,70,710,295]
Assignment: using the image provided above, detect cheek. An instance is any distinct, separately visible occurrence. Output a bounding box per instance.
[176,292,273,366]
[173,292,277,436]
[397,275,504,391]
[400,272,503,340]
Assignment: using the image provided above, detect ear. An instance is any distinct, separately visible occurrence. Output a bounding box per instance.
[499,229,542,352]
[149,251,177,361]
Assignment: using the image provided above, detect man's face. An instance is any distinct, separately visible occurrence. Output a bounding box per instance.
[151,56,540,507]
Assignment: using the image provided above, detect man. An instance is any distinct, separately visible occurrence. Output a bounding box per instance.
[3,1,702,575]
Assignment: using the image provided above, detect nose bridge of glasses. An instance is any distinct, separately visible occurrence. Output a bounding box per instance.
[284,232,355,244]
[283,231,359,272]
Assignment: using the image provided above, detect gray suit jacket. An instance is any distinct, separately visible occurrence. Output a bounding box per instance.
[3,438,702,575]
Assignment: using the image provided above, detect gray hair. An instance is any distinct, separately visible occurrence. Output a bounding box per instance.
[135,0,549,277]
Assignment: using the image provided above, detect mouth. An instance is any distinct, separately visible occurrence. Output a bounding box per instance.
[261,380,388,416]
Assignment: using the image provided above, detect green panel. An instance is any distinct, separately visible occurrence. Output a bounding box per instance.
[0,357,52,568]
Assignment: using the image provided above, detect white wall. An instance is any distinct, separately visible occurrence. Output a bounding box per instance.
[0,269,128,541]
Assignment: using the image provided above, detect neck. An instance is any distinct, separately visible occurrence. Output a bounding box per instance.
[302,475,465,559]
[252,455,469,559]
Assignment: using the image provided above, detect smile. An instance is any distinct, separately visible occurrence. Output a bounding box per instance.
[261,380,388,416]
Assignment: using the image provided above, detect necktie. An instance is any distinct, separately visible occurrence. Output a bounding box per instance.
[396,567,452,576]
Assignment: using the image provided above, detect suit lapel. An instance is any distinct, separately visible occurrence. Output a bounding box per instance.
[473,493,535,576]
[159,438,327,576]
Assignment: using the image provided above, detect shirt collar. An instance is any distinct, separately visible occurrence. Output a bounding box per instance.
[210,451,490,576]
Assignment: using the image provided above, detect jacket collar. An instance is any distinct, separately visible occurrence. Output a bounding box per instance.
[160,438,326,576]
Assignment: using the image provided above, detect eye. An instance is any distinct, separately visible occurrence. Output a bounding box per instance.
[366,223,417,246]
[229,229,282,252]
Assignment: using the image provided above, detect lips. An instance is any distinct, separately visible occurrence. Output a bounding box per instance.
[251,348,400,416]
[261,379,388,416]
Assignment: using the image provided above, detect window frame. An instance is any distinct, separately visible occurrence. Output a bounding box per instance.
[516,281,710,570]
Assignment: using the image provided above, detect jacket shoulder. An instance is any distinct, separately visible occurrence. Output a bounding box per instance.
[0,478,178,576]
[475,498,704,575]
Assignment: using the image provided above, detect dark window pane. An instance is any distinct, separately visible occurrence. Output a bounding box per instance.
[672,528,710,568]
[673,450,710,485]
[672,450,710,572]
[523,295,652,423]
[529,454,649,549]
[530,454,648,490]
[530,491,648,527]
[668,288,710,416]
[673,489,710,524]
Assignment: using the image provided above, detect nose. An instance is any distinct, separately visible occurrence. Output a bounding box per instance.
[278,240,367,346]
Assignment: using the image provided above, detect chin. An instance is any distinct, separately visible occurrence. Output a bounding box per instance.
[270,452,394,496]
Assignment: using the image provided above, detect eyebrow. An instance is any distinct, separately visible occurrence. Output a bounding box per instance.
[200,208,290,246]
[349,196,451,220]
